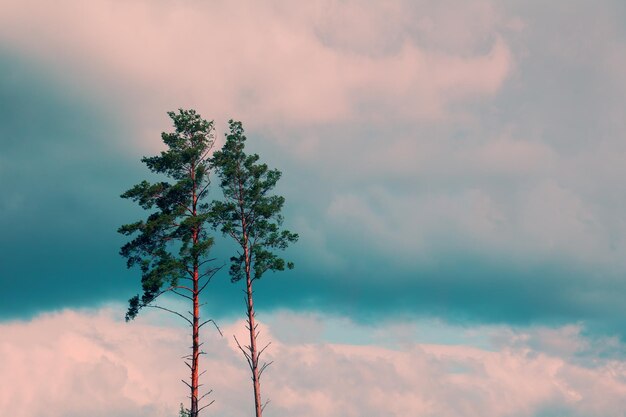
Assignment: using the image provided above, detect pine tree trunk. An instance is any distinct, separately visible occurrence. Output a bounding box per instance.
[246,271,263,417]
[239,172,263,417]
[190,264,200,417]
[243,232,263,417]
[190,169,200,417]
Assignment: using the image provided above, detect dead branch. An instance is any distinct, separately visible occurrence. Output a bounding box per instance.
[233,334,253,371]
[144,305,192,326]
[261,399,271,413]
[199,318,223,336]
[197,400,215,413]
[259,361,273,378]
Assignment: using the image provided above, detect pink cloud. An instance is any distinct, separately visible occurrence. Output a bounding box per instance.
[1,308,625,417]
[0,0,513,137]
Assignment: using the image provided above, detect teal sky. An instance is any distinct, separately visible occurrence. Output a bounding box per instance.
[1,2,626,416]
[1,33,625,336]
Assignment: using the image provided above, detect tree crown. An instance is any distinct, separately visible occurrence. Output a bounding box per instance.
[210,120,298,282]
[119,109,215,320]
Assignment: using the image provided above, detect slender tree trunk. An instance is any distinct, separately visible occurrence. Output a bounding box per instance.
[241,198,263,417]
[238,167,263,417]
[190,263,200,417]
[244,242,263,417]
[190,168,200,417]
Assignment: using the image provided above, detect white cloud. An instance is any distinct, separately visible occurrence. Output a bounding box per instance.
[0,0,512,136]
[1,308,625,417]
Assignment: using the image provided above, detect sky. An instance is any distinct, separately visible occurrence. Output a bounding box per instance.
[1,1,626,416]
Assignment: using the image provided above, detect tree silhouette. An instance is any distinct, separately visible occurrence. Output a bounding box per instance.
[210,120,298,417]
[119,109,220,417]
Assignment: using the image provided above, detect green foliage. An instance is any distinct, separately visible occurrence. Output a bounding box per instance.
[119,109,215,321]
[210,120,298,282]
[178,403,190,417]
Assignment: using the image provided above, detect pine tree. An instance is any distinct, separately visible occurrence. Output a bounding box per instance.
[119,109,219,417]
[210,120,298,417]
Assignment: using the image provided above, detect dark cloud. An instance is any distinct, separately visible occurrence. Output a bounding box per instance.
[236,250,626,339]
[0,49,141,318]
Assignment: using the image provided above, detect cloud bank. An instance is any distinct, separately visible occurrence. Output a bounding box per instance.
[1,308,625,417]
[0,0,512,129]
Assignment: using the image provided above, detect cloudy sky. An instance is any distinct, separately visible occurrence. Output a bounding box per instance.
[1,1,626,416]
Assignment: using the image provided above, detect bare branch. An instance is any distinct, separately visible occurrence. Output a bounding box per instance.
[171,289,193,301]
[233,335,253,371]
[198,400,215,413]
[198,257,217,268]
[197,389,215,413]
[198,389,213,403]
[199,318,223,336]
[261,399,271,413]
[198,265,224,294]
[144,284,194,306]
[259,361,273,378]
[198,265,222,280]
[197,179,212,200]
[145,305,192,326]
[258,341,271,361]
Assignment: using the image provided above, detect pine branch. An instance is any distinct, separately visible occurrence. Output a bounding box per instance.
[199,318,223,336]
[257,341,271,361]
[144,305,192,326]
[259,361,273,378]
[197,400,215,413]
[261,398,271,412]
[233,334,253,371]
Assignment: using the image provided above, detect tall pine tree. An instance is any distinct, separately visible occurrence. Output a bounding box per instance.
[119,109,219,417]
[210,120,298,417]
